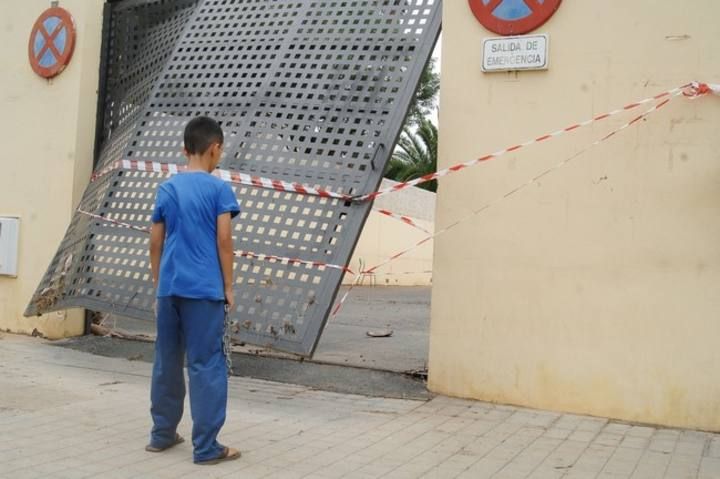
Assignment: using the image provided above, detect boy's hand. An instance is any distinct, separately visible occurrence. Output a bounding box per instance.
[225,289,235,310]
[217,213,235,311]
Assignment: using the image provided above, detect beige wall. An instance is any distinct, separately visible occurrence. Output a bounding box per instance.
[430,0,720,430]
[0,0,103,338]
[344,180,434,286]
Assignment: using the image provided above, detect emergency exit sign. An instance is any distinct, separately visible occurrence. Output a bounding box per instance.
[482,34,549,72]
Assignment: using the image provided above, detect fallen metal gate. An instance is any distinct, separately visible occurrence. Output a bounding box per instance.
[26,0,441,357]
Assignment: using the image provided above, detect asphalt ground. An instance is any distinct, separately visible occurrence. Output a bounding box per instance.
[54,286,432,400]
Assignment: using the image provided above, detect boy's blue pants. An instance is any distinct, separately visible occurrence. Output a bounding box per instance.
[149,296,227,463]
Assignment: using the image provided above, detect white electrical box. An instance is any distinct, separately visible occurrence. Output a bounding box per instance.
[0,217,20,277]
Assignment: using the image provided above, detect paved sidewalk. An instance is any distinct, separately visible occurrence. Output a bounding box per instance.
[0,335,718,479]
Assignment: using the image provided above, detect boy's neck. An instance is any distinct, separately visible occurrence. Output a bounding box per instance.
[186,155,215,173]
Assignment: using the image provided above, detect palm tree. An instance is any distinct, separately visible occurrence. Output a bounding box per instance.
[406,58,440,127]
[385,118,438,193]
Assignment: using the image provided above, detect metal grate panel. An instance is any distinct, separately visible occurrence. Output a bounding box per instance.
[98,0,201,170]
[27,0,441,356]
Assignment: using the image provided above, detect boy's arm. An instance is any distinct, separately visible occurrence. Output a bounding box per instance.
[217,212,235,308]
[150,222,165,288]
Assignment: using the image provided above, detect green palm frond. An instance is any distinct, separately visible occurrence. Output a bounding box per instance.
[386,118,438,192]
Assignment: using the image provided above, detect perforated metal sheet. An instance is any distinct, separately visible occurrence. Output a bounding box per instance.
[27,0,441,356]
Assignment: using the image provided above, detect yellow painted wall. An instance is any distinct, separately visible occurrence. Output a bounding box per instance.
[344,180,435,286]
[344,211,434,287]
[430,0,720,430]
[0,0,103,338]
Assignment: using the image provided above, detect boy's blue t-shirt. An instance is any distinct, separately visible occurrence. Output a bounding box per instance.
[151,172,240,300]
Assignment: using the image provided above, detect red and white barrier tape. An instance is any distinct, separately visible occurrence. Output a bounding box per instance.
[362,270,433,276]
[91,160,353,202]
[331,275,362,317]
[375,209,431,234]
[77,209,354,275]
[78,209,152,234]
[360,94,679,278]
[353,82,714,202]
[91,160,182,181]
[232,251,354,274]
[214,169,351,202]
[362,82,719,237]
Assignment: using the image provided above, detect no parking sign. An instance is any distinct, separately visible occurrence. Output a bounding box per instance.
[28,6,76,79]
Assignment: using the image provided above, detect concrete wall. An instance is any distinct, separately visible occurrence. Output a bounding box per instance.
[344,180,435,286]
[0,0,103,338]
[429,0,720,430]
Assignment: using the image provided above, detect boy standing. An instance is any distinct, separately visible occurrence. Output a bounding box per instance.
[146,117,241,465]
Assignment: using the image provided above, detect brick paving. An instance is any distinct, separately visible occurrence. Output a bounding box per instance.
[0,334,718,479]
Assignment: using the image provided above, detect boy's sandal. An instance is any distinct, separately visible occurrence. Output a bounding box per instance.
[145,433,185,452]
[195,447,241,466]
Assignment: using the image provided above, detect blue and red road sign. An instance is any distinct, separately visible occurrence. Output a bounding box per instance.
[468,0,562,36]
[28,7,76,79]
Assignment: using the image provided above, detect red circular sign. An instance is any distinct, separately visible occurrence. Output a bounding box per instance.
[468,0,562,36]
[28,7,76,79]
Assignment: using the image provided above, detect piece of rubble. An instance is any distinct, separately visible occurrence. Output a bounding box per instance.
[366,329,393,338]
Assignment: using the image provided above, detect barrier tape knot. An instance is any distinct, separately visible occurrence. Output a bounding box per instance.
[685,82,720,98]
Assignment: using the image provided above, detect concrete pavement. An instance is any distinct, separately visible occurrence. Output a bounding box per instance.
[55,335,430,400]
[1,334,719,479]
[103,286,432,374]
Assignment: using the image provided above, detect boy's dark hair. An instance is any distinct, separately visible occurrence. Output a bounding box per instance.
[184,116,224,155]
